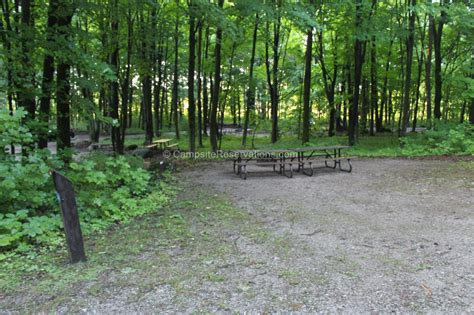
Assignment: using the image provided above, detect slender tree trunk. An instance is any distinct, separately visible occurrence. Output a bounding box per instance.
[360,77,369,134]
[56,2,74,155]
[197,21,203,147]
[120,7,133,148]
[218,44,236,149]
[370,33,377,136]
[345,63,352,129]
[271,15,280,144]
[219,43,237,150]
[243,14,259,147]
[400,0,416,136]
[425,7,433,125]
[18,0,36,123]
[203,26,210,136]
[38,0,58,149]
[0,0,16,152]
[110,0,123,152]
[379,39,393,131]
[433,4,446,120]
[154,43,162,137]
[128,86,133,128]
[188,3,196,153]
[349,0,363,146]
[264,3,281,144]
[172,2,180,139]
[316,30,336,137]
[160,41,168,130]
[412,50,423,132]
[209,0,224,152]
[302,23,313,143]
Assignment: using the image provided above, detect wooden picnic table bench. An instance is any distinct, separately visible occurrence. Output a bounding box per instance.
[230,145,352,179]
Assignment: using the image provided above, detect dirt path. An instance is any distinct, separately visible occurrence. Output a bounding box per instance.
[1,158,473,313]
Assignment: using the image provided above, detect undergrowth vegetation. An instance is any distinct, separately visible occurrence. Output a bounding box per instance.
[401,122,474,156]
[0,110,175,268]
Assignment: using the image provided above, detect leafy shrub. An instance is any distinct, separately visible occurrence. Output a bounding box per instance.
[68,154,153,224]
[0,152,172,252]
[0,109,33,149]
[0,211,63,249]
[401,122,474,156]
[1,110,174,255]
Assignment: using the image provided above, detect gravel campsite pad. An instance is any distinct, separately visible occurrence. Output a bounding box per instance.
[1,158,473,313]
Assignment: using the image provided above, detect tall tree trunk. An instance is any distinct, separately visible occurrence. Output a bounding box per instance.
[203,26,210,136]
[379,39,393,130]
[370,34,377,136]
[188,2,196,153]
[120,6,133,148]
[349,0,364,146]
[38,0,58,149]
[302,23,313,143]
[197,20,203,147]
[1,0,16,153]
[360,77,368,134]
[210,0,224,152]
[264,2,281,144]
[197,21,204,147]
[243,14,259,147]
[317,30,338,137]
[400,0,416,136]
[18,0,36,123]
[110,0,123,152]
[412,15,425,132]
[160,41,168,130]
[56,2,74,155]
[425,4,433,125]
[218,44,236,149]
[140,11,153,145]
[433,3,446,120]
[153,48,161,137]
[271,14,280,144]
[142,75,153,144]
[172,2,180,139]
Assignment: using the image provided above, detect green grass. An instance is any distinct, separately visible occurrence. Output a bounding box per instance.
[104,131,404,158]
[94,117,473,158]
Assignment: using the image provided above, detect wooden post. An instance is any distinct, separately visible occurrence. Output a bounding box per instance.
[52,171,87,263]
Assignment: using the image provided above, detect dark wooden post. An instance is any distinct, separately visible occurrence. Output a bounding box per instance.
[52,171,87,263]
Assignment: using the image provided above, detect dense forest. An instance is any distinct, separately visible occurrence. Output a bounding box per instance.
[1,2,474,309]
[1,0,473,154]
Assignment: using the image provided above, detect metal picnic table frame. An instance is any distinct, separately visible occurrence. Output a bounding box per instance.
[230,145,352,179]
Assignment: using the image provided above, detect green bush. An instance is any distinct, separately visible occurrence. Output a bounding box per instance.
[0,110,174,255]
[0,152,172,252]
[68,154,154,224]
[401,122,474,156]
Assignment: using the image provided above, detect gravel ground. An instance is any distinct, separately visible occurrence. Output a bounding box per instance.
[1,158,473,313]
[178,158,474,313]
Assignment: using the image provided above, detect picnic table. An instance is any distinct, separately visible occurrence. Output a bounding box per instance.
[230,145,352,180]
[154,139,172,150]
[146,139,180,151]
